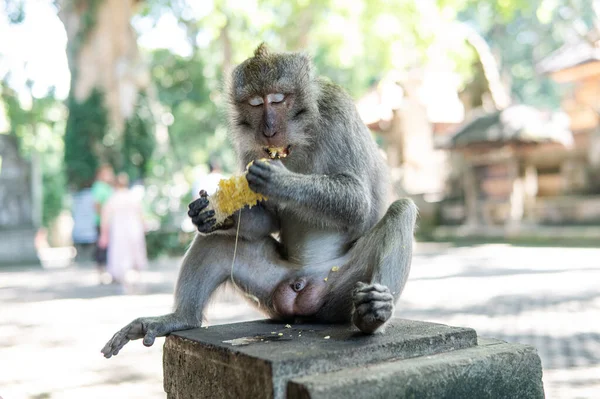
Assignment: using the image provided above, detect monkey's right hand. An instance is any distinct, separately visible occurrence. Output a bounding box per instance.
[101,314,196,358]
[188,190,233,233]
[101,316,175,358]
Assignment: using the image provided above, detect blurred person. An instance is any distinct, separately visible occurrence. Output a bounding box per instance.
[70,185,97,261]
[191,158,225,200]
[98,173,148,286]
[91,164,114,279]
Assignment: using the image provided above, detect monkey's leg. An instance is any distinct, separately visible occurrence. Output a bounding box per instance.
[350,199,417,334]
[101,233,289,358]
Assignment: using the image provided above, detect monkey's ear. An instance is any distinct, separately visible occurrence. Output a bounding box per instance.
[254,43,270,58]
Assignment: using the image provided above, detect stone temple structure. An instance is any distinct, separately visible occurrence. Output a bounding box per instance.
[0,135,38,265]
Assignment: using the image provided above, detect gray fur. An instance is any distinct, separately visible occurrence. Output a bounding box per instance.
[101,45,417,359]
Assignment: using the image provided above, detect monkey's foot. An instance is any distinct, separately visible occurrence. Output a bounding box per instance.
[101,315,194,359]
[351,282,394,334]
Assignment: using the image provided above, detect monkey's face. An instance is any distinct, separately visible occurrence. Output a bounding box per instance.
[245,92,295,157]
[229,50,316,162]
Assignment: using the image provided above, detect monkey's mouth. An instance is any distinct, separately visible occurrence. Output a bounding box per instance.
[264,145,291,160]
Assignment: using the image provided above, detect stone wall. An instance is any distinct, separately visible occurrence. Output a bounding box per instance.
[0,135,38,265]
[0,135,33,227]
[534,195,600,225]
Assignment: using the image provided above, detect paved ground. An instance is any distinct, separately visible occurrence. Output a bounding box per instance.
[1,243,599,399]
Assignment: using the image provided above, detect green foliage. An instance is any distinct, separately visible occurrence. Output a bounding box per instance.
[149,49,236,172]
[455,0,600,110]
[1,79,69,228]
[437,0,531,21]
[145,230,193,259]
[120,91,156,181]
[42,170,66,227]
[143,0,435,98]
[75,0,103,40]
[63,88,108,189]
[1,81,32,135]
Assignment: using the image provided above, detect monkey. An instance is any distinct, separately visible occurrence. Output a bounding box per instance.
[101,44,417,358]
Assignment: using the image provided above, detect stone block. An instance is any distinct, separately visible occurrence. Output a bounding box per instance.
[0,228,39,266]
[163,319,477,399]
[288,337,544,399]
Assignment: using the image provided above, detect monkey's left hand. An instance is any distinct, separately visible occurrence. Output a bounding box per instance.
[188,190,234,233]
[246,159,292,198]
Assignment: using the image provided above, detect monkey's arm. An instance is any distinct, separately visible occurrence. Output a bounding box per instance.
[216,204,279,240]
[102,231,292,358]
[247,160,369,228]
[102,234,230,358]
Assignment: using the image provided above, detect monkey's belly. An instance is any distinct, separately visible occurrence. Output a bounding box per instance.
[280,227,349,265]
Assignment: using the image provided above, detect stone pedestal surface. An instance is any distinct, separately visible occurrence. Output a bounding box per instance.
[163,319,478,399]
[288,338,544,399]
[163,319,544,399]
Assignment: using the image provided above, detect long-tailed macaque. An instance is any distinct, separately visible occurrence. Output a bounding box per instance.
[102,44,417,358]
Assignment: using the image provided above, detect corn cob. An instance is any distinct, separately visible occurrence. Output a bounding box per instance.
[205,148,288,225]
[205,173,267,224]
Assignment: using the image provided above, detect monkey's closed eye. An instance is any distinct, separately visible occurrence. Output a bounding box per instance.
[292,279,306,292]
[268,93,285,104]
[249,96,264,106]
[237,119,251,128]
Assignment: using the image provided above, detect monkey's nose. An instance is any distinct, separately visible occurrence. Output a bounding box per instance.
[263,129,278,138]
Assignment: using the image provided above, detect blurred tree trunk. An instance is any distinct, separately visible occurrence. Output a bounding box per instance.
[219,19,232,75]
[57,0,153,187]
[57,0,149,135]
[459,25,511,115]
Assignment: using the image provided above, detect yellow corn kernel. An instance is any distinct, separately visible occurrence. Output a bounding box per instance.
[265,146,288,159]
[206,173,267,224]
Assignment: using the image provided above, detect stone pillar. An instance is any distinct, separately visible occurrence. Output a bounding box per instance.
[462,160,479,226]
[163,319,544,399]
[508,159,524,228]
[523,164,538,223]
[0,135,39,266]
